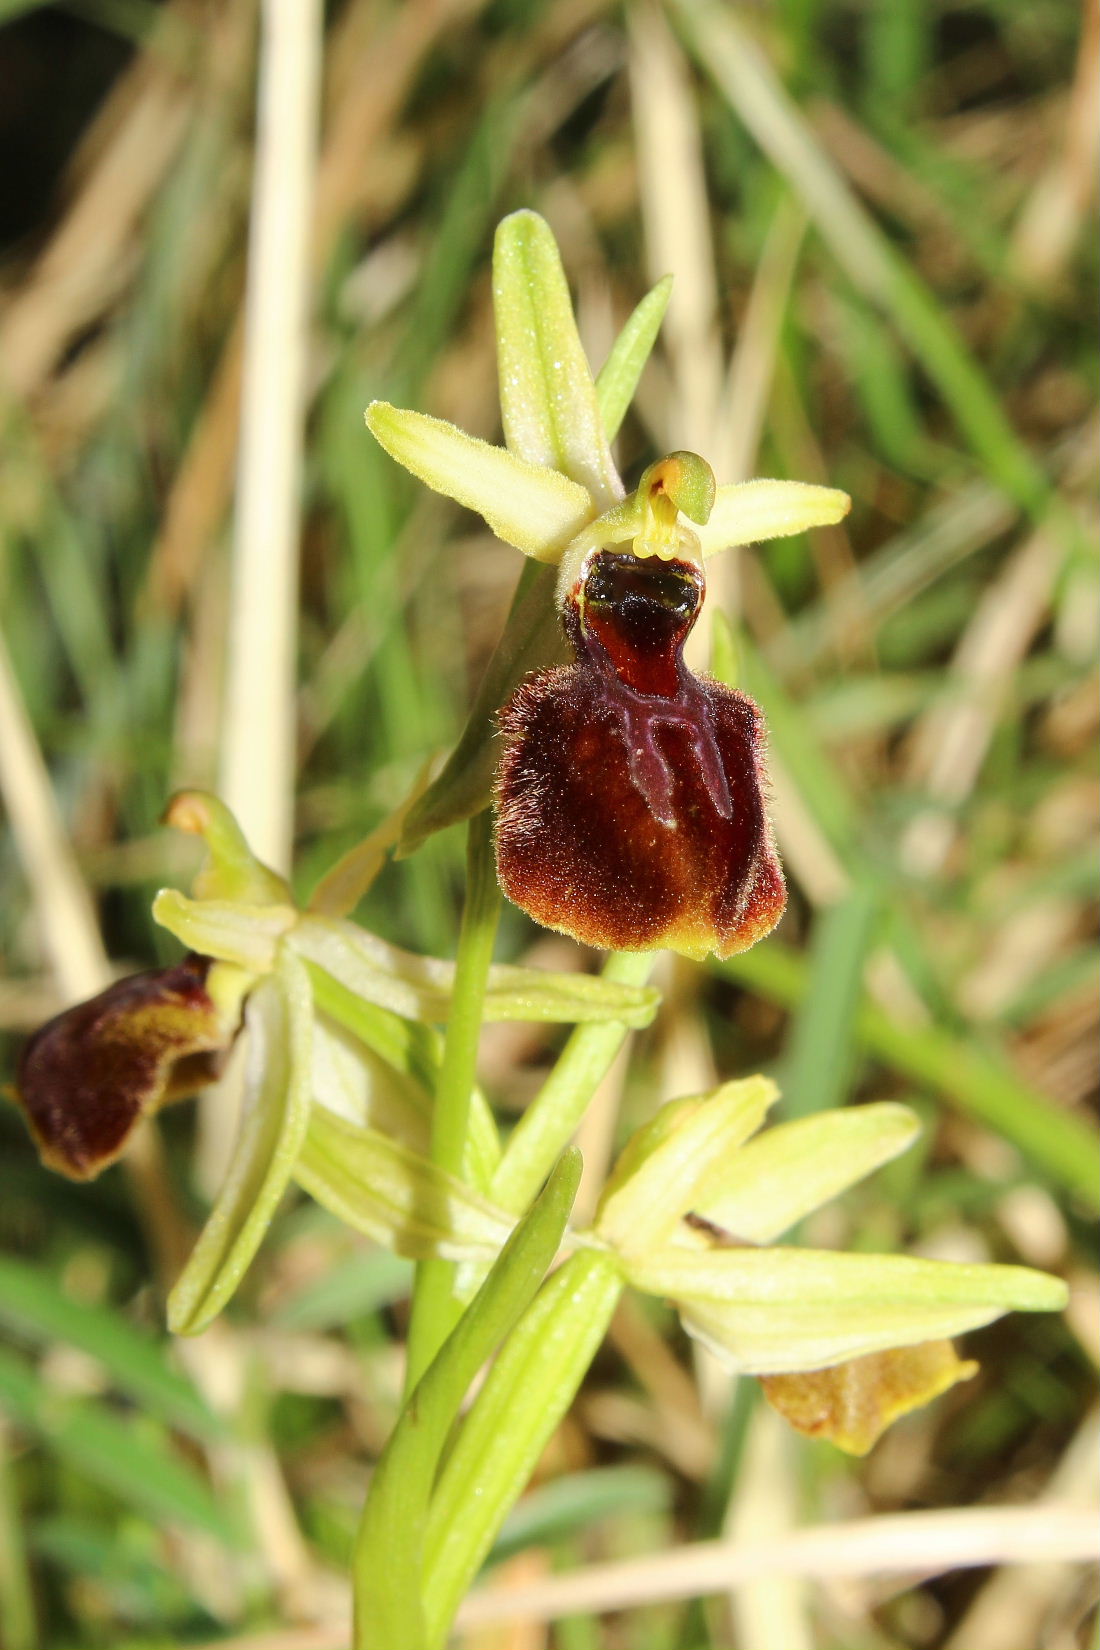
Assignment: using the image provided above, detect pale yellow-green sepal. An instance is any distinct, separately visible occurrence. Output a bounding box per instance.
[493,210,622,508]
[295,1105,514,1262]
[690,1102,921,1244]
[366,402,593,563]
[168,950,313,1335]
[622,1248,1068,1375]
[695,478,851,556]
[152,889,297,973]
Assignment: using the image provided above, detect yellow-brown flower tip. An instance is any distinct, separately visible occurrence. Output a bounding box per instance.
[15,957,233,1180]
[494,549,785,959]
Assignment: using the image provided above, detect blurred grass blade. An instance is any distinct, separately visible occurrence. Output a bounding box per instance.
[0,1257,223,1443]
[595,275,673,441]
[0,1349,241,1545]
[720,944,1100,1209]
[781,886,879,1118]
[670,0,1051,516]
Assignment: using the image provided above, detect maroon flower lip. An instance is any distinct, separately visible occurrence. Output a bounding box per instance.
[15,955,233,1180]
[494,549,785,959]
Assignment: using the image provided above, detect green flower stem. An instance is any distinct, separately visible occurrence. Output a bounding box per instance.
[405,811,502,1390]
[491,950,656,1214]
[352,1151,580,1650]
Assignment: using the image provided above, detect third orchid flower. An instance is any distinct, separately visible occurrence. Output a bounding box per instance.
[367,210,850,959]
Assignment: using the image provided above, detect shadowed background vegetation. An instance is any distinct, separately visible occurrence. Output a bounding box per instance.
[0,0,1096,1646]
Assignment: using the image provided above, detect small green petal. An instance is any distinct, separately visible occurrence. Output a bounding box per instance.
[152,889,297,972]
[596,1078,777,1253]
[693,1102,921,1243]
[595,274,673,442]
[168,950,313,1336]
[694,479,851,556]
[366,401,593,563]
[493,210,623,508]
[164,791,292,905]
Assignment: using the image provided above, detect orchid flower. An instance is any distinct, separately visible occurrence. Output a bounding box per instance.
[367,210,851,958]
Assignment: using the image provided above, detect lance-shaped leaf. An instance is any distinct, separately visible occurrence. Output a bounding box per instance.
[290,914,659,1027]
[294,1105,514,1262]
[353,1152,581,1650]
[168,951,313,1336]
[761,1341,978,1455]
[421,1249,624,1650]
[493,209,622,508]
[595,1077,777,1253]
[622,1248,1067,1375]
[694,478,851,556]
[689,1101,921,1244]
[398,561,567,854]
[366,402,593,563]
[595,274,673,442]
[153,888,297,973]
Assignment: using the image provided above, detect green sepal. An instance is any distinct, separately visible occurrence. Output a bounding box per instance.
[290,914,659,1028]
[168,950,313,1335]
[352,1151,581,1650]
[365,402,593,563]
[693,1101,920,1243]
[493,210,622,507]
[152,888,297,973]
[294,1105,514,1262]
[622,1248,1068,1375]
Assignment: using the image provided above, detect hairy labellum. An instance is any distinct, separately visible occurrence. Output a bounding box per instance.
[16,955,232,1179]
[494,549,785,959]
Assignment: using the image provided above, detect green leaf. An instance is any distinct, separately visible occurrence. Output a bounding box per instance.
[0,1256,223,1443]
[780,885,879,1119]
[421,1249,624,1650]
[295,1106,513,1261]
[291,914,659,1027]
[493,210,622,507]
[694,479,851,556]
[396,560,567,853]
[352,1152,581,1650]
[0,1348,240,1545]
[623,1248,1068,1374]
[595,275,673,441]
[365,402,593,563]
[695,1102,921,1242]
[168,951,313,1335]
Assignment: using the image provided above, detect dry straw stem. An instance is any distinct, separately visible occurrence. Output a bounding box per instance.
[192,1505,1098,1649]
[456,1504,1100,1628]
[220,0,323,873]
